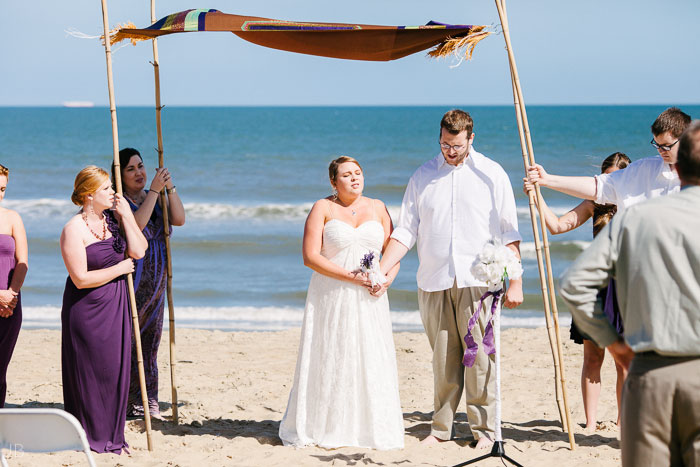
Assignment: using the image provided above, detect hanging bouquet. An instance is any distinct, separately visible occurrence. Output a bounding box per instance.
[463,240,523,367]
[471,240,523,292]
[360,251,387,288]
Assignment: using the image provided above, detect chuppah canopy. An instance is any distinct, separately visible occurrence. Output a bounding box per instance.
[98,1,575,452]
[110,9,491,62]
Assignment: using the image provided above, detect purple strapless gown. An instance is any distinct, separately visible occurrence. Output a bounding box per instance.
[0,234,22,408]
[61,215,131,454]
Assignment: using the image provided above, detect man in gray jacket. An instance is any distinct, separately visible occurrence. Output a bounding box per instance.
[559,120,700,467]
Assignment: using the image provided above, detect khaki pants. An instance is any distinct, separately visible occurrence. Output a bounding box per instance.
[418,281,496,441]
[621,353,700,467]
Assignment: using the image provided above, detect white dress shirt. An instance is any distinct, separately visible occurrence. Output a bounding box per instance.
[595,155,680,210]
[391,148,521,292]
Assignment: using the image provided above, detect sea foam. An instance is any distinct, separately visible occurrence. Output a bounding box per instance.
[21,305,567,332]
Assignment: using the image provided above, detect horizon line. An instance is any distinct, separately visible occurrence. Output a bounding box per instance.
[2,102,699,109]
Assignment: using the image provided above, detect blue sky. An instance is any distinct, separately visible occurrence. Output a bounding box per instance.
[1,0,698,106]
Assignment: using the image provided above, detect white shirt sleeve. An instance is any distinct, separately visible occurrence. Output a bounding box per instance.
[391,175,419,250]
[595,172,620,205]
[595,160,648,206]
[498,171,522,246]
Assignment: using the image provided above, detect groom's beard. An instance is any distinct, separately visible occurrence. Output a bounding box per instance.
[445,146,470,166]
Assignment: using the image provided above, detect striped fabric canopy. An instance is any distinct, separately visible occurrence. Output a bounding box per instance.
[112,9,490,62]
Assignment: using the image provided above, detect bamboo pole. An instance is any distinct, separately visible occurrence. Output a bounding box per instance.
[506,62,567,430]
[150,0,179,425]
[494,0,576,449]
[100,0,154,451]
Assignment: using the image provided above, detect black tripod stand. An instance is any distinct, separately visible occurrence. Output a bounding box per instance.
[454,440,523,466]
[453,308,523,467]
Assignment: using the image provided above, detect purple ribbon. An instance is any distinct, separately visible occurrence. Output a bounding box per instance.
[462,289,502,368]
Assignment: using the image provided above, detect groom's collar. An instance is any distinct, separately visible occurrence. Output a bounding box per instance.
[437,146,480,169]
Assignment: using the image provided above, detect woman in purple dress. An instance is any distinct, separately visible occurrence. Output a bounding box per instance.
[0,164,28,407]
[115,148,185,418]
[524,152,630,431]
[60,166,147,453]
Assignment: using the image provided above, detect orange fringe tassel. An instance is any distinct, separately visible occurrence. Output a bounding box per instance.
[427,26,491,62]
[101,22,153,46]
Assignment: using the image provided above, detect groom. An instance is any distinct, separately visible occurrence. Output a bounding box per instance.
[379,109,523,448]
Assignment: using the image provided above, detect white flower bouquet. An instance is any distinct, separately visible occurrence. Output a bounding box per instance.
[463,240,523,367]
[471,240,523,292]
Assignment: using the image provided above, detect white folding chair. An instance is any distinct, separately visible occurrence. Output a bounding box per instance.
[0,408,96,467]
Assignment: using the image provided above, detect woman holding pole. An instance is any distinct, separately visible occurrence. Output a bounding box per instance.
[524,152,630,431]
[114,148,185,419]
[61,166,146,453]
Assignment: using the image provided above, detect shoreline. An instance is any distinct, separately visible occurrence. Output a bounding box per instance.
[17,306,573,333]
[5,327,621,466]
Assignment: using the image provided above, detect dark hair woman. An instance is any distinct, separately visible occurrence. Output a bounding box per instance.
[114,148,185,419]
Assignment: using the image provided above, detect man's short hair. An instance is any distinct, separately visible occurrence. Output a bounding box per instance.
[441,109,473,136]
[676,120,700,185]
[651,107,691,138]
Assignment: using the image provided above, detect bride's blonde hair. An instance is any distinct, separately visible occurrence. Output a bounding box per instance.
[328,156,362,184]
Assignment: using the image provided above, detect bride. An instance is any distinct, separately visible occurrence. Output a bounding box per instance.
[279,156,404,450]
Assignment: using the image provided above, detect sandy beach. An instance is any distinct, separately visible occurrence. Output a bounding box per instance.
[5,326,622,466]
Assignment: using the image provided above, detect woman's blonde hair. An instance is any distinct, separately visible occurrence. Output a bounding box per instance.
[71,166,109,206]
[328,156,362,184]
[0,164,8,178]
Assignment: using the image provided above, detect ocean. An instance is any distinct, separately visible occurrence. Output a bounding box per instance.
[1,105,696,331]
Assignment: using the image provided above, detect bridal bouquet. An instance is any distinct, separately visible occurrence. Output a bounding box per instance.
[471,240,523,292]
[463,240,523,367]
[360,251,388,288]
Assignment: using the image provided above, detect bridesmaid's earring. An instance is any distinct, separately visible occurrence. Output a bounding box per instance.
[332,187,338,201]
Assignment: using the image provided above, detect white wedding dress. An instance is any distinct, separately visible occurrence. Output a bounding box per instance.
[279,217,404,450]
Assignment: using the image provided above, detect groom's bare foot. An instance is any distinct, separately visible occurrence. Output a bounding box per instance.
[474,436,493,450]
[420,435,445,445]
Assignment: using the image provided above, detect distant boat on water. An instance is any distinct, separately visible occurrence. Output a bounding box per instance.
[62,101,95,108]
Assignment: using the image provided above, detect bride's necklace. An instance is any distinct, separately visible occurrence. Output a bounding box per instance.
[82,211,107,241]
[337,196,362,216]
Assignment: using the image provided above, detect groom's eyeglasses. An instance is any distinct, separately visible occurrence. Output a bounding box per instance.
[650,138,679,152]
[440,143,467,152]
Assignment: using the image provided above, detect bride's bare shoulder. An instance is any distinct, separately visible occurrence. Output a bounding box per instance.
[367,197,386,208]
[306,198,334,225]
[366,197,389,216]
[311,197,334,211]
